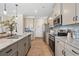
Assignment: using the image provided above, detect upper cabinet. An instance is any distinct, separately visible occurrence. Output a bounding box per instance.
[52,3,61,19]
[62,3,79,25]
[52,3,79,26]
[49,3,61,26]
[62,3,76,25]
[76,3,79,23]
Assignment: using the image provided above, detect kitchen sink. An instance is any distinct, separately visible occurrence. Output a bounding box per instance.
[6,35,22,39]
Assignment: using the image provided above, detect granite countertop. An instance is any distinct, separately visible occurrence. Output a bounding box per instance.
[55,36,79,50]
[0,32,31,51]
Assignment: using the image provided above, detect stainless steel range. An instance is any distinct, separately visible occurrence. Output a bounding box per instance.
[49,34,55,55]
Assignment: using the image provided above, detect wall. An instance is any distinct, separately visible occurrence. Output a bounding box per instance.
[0,16,13,33]
[24,17,47,38]
[24,18,33,30]
[0,16,2,33]
[0,15,25,35]
[15,15,24,35]
[34,18,45,37]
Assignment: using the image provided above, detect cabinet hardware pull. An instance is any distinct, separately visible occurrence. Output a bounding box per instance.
[24,43,26,46]
[17,51,18,56]
[57,41,59,43]
[73,17,75,21]
[6,49,12,53]
[76,16,78,20]
[62,50,65,56]
[62,50,64,55]
[64,51,65,56]
[72,50,79,55]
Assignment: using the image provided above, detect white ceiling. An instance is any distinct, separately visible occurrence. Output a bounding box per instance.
[0,3,54,17]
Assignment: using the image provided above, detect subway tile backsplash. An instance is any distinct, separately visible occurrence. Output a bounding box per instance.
[52,24,79,40]
[59,24,79,31]
[54,24,79,31]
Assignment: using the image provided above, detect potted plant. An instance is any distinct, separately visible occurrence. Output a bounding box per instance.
[0,16,16,36]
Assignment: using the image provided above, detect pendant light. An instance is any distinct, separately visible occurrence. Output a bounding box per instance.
[3,3,7,15]
[15,4,18,19]
[15,4,18,32]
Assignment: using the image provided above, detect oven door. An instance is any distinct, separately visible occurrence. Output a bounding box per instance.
[49,35,55,55]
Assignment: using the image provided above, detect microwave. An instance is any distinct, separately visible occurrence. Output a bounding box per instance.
[53,15,62,26]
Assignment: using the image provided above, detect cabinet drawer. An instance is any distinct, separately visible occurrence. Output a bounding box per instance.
[66,44,79,56]
[0,43,17,56]
[65,49,74,56]
[10,51,18,56]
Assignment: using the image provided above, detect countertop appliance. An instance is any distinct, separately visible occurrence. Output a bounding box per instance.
[57,30,67,36]
[49,34,55,55]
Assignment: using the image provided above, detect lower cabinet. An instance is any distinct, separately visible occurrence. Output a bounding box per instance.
[0,43,18,56]
[27,35,31,50]
[17,38,25,56]
[55,39,65,56]
[0,34,31,56]
[55,38,79,56]
[65,49,74,56]
[18,35,31,56]
[65,44,79,56]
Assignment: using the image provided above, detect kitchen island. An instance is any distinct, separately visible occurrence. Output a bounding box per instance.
[0,32,31,56]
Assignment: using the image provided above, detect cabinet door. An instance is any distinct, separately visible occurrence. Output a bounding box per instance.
[0,43,17,56]
[65,49,74,56]
[76,3,79,23]
[62,3,75,25]
[23,37,28,55]
[10,51,18,56]
[65,44,79,56]
[55,3,61,16]
[24,36,29,54]
[18,37,30,56]
[55,39,65,56]
[52,3,61,19]
[28,35,31,49]
[18,39,25,56]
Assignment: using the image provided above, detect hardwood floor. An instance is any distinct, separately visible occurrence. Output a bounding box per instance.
[27,38,53,56]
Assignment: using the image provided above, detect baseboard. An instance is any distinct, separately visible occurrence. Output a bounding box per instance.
[35,37,43,39]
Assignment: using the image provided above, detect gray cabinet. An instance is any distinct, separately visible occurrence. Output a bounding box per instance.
[24,36,31,55]
[0,34,31,56]
[27,35,31,50]
[17,35,31,56]
[0,43,18,56]
[17,39,25,56]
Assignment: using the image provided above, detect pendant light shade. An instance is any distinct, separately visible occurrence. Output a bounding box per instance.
[3,10,7,15]
[3,3,7,15]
